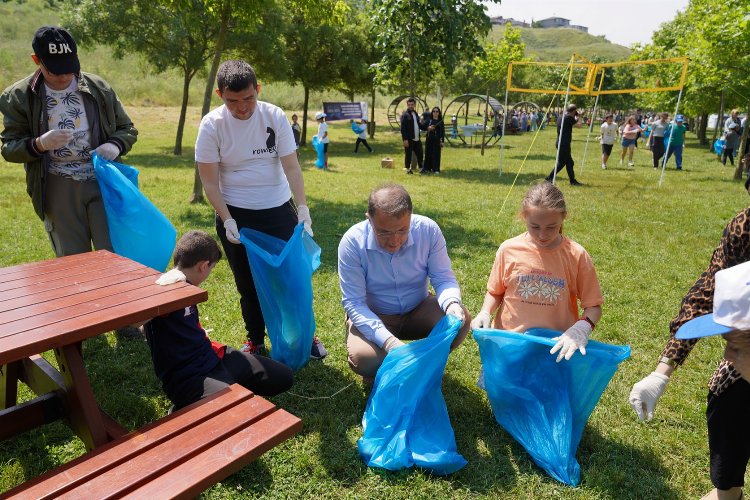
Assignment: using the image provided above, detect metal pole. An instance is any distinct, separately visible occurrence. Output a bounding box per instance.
[659,87,684,187]
[499,64,512,177]
[580,69,605,175]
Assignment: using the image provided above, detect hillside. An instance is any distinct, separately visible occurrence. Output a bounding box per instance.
[488,25,632,62]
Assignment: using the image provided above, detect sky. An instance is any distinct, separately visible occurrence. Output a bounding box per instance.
[484,0,690,47]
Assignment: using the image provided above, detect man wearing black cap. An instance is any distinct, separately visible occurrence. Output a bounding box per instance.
[0,25,138,257]
[546,104,583,186]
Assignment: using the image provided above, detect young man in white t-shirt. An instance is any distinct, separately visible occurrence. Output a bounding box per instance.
[599,114,618,170]
[195,59,327,359]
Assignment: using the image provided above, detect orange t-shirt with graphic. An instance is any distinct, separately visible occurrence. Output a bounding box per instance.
[486,233,603,332]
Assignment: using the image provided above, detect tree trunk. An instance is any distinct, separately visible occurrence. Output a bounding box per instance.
[301,86,310,145]
[191,3,231,204]
[173,71,192,156]
[733,102,750,180]
[710,90,724,151]
[369,83,376,139]
[698,112,708,144]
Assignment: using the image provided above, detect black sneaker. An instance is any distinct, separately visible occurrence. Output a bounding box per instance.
[310,336,328,360]
[406,169,414,175]
[570,180,584,186]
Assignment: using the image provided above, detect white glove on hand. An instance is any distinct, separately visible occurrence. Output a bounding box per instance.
[382,335,405,353]
[471,310,492,330]
[94,142,120,161]
[297,204,313,236]
[223,218,241,244]
[446,301,465,322]
[550,319,592,362]
[39,129,74,151]
[629,372,669,421]
[155,268,186,286]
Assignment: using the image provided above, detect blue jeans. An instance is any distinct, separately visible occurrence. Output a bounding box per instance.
[665,143,683,169]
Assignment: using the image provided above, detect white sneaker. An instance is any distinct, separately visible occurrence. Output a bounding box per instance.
[628,161,634,167]
[602,163,607,170]
[619,159,623,165]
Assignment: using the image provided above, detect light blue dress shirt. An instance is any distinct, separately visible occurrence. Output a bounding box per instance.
[338,214,462,347]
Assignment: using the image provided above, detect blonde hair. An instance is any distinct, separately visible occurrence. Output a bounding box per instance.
[521,182,568,218]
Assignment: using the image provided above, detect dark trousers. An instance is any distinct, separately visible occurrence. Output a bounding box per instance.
[168,347,294,410]
[424,137,442,172]
[404,139,424,170]
[651,136,665,168]
[355,138,372,152]
[722,148,735,166]
[707,378,750,489]
[215,200,297,343]
[547,144,576,183]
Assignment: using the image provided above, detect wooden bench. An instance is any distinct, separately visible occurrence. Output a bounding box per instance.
[1,384,302,499]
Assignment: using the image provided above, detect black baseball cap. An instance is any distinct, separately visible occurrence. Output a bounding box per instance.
[32,26,80,75]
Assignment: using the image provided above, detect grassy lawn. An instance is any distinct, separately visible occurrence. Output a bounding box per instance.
[0,105,746,499]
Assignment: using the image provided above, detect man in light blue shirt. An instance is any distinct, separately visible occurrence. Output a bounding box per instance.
[338,183,471,381]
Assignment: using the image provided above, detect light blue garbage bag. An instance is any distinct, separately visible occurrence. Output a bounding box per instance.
[311,135,325,168]
[92,153,176,271]
[473,328,630,486]
[358,315,467,475]
[351,121,366,135]
[714,138,726,155]
[239,223,320,371]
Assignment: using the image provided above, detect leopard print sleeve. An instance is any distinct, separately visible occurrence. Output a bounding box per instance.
[659,208,750,370]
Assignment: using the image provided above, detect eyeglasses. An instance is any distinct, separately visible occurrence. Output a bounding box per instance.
[374,229,409,238]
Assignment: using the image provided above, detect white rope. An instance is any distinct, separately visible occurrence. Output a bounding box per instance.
[287,382,355,400]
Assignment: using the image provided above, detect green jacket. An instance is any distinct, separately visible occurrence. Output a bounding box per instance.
[0,70,138,220]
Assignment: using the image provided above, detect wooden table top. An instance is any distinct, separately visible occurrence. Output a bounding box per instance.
[0,250,207,365]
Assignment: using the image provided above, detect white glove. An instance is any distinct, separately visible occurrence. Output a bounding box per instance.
[550,319,592,362]
[382,335,404,353]
[155,268,186,286]
[94,142,120,160]
[39,129,74,151]
[223,218,241,244]
[297,204,313,236]
[629,372,669,421]
[446,301,465,322]
[471,310,491,330]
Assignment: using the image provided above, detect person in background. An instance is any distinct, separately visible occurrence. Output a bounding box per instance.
[648,112,670,170]
[664,114,687,170]
[315,111,329,168]
[545,104,583,186]
[599,114,618,170]
[291,113,301,158]
[422,107,445,175]
[619,115,643,167]
[195,59,326,358]
[400,97,424,174]
[723,123,739,167]
[353,118,373,154]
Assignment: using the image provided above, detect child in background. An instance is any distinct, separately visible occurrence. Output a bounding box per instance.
[353,118,373,153]
[144,230,293,411]
[723,122,739,166]
[315,111,329,168]
[599,114,618,170]
[291,114,301,157]
[472,182,603,368]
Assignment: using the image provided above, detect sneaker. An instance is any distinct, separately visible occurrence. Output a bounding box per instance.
[619,159,623,165]
[628,161,634,167]
[241,340,266,356]
[419,169,427,175]
[602,164,607,170]
[434,171,440,175]
[310,336,328,360]
[570,180,584,186]
[406,169,414,175]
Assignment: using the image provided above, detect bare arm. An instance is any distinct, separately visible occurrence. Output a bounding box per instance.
[582,305,602,325]
[280,152,307,206]
[478,291,503,316]
[197,161,231,222]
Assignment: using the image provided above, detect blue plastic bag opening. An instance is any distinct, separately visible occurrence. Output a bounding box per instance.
[358,315,468,475]
[311,135,325,169]
[474,328,630,486]
[239,223,321,371]
[93,153,176,271]
[714,138,726,155]
[351,122,366,135]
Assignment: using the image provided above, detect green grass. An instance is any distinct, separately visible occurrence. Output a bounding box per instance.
[0,105,746,498]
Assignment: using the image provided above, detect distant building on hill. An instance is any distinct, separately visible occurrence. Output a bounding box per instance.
[535,17,589,33]
[489,16,530,28]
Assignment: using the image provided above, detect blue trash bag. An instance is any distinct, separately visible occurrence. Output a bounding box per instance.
[92,153,176,271]
[351,121,366,135]
[239,223,320,371]
[714,138,726,155]
[311,135,325,168]
[473,328,630,486]
[358,315,468,475]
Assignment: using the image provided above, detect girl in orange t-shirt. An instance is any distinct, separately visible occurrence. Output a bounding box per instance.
[472,182,604,362]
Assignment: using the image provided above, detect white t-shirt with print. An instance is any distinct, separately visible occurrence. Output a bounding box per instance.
[600,122,618,145]
[195,100,296,210]
[317,121,329,144]
[45,78,94,181]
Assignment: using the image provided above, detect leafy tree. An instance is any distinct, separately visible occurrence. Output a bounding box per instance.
[369,0,500,96]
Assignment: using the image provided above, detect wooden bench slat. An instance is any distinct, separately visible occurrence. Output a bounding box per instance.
[123,409,303,500]
[0,251,117,279]
[2,385,256,499]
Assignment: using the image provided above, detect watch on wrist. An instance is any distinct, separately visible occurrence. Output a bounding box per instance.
[659,356,678,369]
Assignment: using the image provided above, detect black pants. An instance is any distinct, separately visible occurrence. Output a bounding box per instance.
[547,144,577,183]
[723,148,735,166]
[652,136,665,168]
[168,347,294,410]
[404,139,423,170]
[216,200,297,343]
[707,378,750,489]
[355,138,372,152]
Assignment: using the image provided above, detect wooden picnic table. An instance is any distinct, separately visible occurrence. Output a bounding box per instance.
[0,250,207,451]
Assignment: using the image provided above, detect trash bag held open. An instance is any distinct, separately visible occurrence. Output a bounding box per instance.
[92,153,176,272]
[358,315,467,475]
[311,135,325,169]
[239,223,320,371]
[473,328,630,486]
